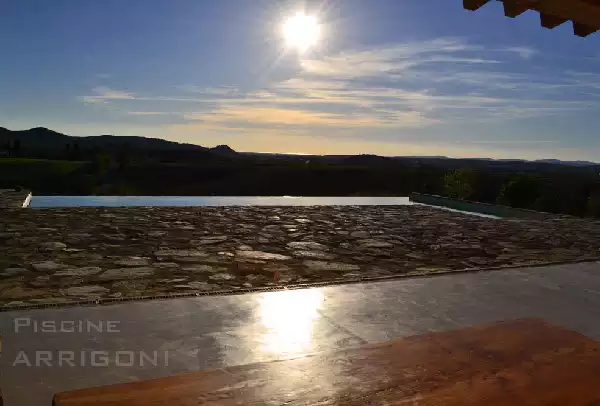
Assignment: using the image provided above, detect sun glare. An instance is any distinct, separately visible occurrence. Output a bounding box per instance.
[282,12,321,53]
[257,290,323,355]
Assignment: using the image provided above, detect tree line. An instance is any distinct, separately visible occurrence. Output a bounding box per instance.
[2,138,600,218]
[443,168,600,217]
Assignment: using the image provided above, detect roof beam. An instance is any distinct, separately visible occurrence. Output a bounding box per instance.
[503,1,531,17]
[463,0,491,11]
[573,21,599,36]
[465,0,600,37]
[540,12,567,28]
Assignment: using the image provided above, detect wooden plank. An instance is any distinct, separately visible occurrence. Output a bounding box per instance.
[469,0,600,36]
[53,318,600,406]
[573,21,600,35]
[513,0,600,32]
[503,1,530,17]
[540,12,568,28]
[463,0,491,11]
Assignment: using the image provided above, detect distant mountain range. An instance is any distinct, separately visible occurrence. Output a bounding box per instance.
[0,127,236,155]
[394,156,599,167]
[533,159,598,167]
[0,126,597,166]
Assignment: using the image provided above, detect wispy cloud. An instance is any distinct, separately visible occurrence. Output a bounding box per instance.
[79,86,221,104]
[79,38,600,136]
[126,111,172,116]
[80,87,136,104]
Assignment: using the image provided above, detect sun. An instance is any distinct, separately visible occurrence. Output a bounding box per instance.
[282,12,321,53]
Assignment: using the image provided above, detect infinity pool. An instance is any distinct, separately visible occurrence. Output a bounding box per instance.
[30,196,413,208]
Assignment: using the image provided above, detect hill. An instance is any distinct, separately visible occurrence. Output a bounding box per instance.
[2,126,600,219]
[0,127,213,152]
[210,145,237,155]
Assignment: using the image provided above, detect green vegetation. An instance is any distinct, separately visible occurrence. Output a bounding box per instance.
[587,190,600,217]
[0,158,86,168]
[0,158,89,194]
[443,168,478,200]
[2,126,600,218]
[496,174,543,209]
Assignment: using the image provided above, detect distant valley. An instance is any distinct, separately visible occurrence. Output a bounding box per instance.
[2,126,600,219]
[1,126,597,167]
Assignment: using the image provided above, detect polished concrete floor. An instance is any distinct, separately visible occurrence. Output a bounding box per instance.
[2,261,600,405]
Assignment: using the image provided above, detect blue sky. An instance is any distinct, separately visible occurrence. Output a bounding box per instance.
[2,0,600,160]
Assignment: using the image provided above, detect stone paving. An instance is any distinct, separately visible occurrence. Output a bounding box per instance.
[0,189,30,208]
[1,205,600,308]
[3,262,600,405]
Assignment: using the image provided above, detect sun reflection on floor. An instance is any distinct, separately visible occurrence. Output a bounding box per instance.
[257,289,324,356]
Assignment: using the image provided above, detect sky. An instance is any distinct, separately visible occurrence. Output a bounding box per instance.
[2,0,600,161]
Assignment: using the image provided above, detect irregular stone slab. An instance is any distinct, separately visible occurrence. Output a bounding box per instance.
[59,277,85,287]
[358,239,394,248]
[102,234,126,242]
[295,218,312,223]
[192,236,228,245]
[99,267,155,281]
[31,261,62,272]
[172,256,212,264]
[293,251,336,260]
[69,232,92,239]
[467,257,491,265]
[287,241,329,251]
[61,285,109,297]
[236,257,266,265]
[152,262,180,269]
[29,297,71,304]
[114,257,150,267]
[30,276,51,287]
[416,267,449,273]
[1,286,47,299]
[174,281,212,290]
[181,265,217,273]
[350,231,370,238]
[197,257,232,265]
[238,245,253,251]
[303,261,360,272]
[1,268,28,277]
[277,272,295,283]
[148,231,167,237]
[235,251,291,261]
[209,273,235,281]
[54,267,102,277]
[112,280,149,292]
[155,249,208,258]
[39,241,67,251]
[263,263,291,272]
[157,278,188,283]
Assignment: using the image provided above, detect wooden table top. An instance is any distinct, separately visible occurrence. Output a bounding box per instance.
[53,318,600,405]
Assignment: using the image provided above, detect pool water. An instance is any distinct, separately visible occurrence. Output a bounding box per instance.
[30,196,412,208]
[29,195,500,219]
